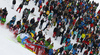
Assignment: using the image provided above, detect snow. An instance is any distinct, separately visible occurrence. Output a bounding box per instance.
[0,0,37,55]
[0,0,100,55]
[0,25,35,55]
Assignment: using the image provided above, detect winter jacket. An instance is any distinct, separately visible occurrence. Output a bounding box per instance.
[59,0,62,3]
[49,44,54,49]
[30,18,35,24]
[51,18,56,24]
[53,27,58,32]
[40,19,44,25]
[56,29,60,36]
[19,4,23,8]
[0,16,2,20]
[64,46,68,51]
[17,20,21,25]
[10,20,15,25]
[98,43,100,47]
[26,0,30,2]
[39,0,42,4]
[12,16,16,21]
[46,11,50,15]
[49,49,53,55]
[57,19,61,24]
[3,8,8,16]
[48,15,52,20]
[73,43,77,49]
[81,33,86,38]
[50,5,53,11]
[84,50,88,55]
[74,31,78,35]
[59,46,64,53]
[67,38,70,43]
[68,44,73,50]
[72,49,77,55]
[31,30,35,34]
[37,17,40,21]
[45,41,50,47]
[31,8,35,13]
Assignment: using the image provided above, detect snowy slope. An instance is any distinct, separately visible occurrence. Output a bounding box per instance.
[0,0,37,55]
[0,25,35,55]
[0,0,100,55]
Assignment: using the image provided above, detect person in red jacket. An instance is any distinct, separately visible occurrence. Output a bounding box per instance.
[90,50,93,55]
[83,50,89,55]
[90,23,94,30]
[40,10,43,18]
[46,1,49,6]
[50,5,53,12]
[97,10,100,15]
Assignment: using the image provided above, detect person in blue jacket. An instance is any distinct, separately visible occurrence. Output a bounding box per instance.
[49,49,53,55]
[9,19,15,28]
[68,44,73,51]
[12,15,16,22]
[67,38,70,44]
[31,29,35,34]
[39,0,42,7]
[0,14,2,20]
[9,15,16,27]
[57,19,61,27]
[72,48,78,55]
[59,0,62,3]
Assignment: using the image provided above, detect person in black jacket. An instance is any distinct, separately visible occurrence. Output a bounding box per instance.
[16,3,23,13]
[31,7,35,13]
[30,18,35,24]
[59,46,64,55]
[16,20,21,28]
[43,22,50,31]
[12,0,16,9]
[2,7,8,18]
[37,30,43,40]
[39,18,45,29]
[53,27,58,37]
[55,27,60,40]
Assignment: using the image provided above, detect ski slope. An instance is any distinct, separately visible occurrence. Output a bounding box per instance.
[0,0,100,55]
[0,25,35,55]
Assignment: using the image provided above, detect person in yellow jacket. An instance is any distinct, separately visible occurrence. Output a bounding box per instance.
[46,10,50,17]
[81,33,86,42]
[87,33,91,38]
